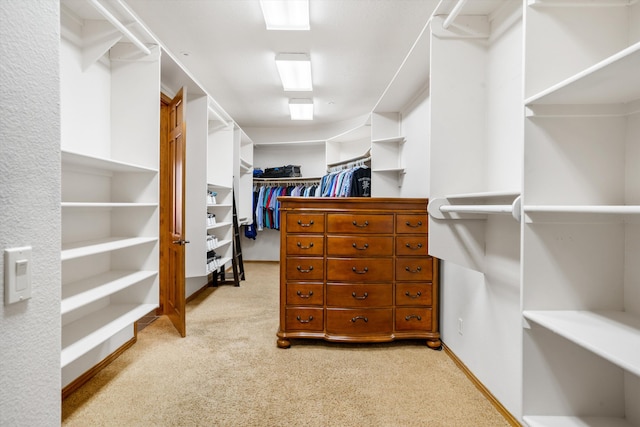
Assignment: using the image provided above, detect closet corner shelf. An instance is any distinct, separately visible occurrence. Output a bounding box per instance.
[523,415,633,427]
[372,136,405,144]
[61,202,157,209]
[207,203,232,208]
[211,239,232,250]
[61,150,158,174]
[61,237,158,261]
[428,192,521,221]
[207,221,232,231]
[524,42,640,106]
[61,270,157,315]
[207,183,232,191]
[61,302,157,368]
[523,310,640,377]
[372,167,405,174]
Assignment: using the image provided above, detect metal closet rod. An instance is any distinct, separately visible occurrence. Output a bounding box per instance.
[442,0,468,29]
[88,0,151,55]
[428,196,522,222]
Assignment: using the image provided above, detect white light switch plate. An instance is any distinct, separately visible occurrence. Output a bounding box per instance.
[4,246,32,305]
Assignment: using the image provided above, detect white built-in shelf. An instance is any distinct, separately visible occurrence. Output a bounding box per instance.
[523,310,640,377]
[62,150,158,173]
[206,222,232,231]
[523,415,634,427]
[240,158,252,173]
[372,167,405,173]
[525,43,640,106]
[372,136,406,145]
[62,270,157,315]
[208,183,232,190]
[207,203,232,209]
[61,302,157,368]
[62,202,157,208]
[61,237,157,261]
[207,256,232,274]
[444,190,521,199]
[524,205,640,223]
[212,239,232,250]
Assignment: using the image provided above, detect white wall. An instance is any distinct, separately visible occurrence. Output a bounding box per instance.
[398,87,430,198]
[0,1,61,425]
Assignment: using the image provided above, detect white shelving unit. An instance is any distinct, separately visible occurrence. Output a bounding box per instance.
[428,3,523,273]
[521,1,639,426]
[206,184,234,274]
[235,128,254,225]
[60,0,160,391]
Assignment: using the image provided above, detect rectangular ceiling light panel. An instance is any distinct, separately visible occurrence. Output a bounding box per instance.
[260,0,310,30]
[289,98,313,120]
[275,53,313,91]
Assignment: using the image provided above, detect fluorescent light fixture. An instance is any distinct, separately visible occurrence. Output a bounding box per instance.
[260,0,309,30]
[275,53,313,91]
[289,98,313,120]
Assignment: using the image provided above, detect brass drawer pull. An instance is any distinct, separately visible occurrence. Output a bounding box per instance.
[296,265,314,273]
[405,242,423,250]
[405,220,423,228]
[405,314,422,321]
[296,290,314,299]
[351,316,368,323]
[351,292,368,300]
[405,266,422,273]
[352,242,369,250]
[296,315,314,323]
[405,291,422,299]
[296,241,314,249]
[352,220,369,228]
[352,266,369,274]
[297,219,314,227]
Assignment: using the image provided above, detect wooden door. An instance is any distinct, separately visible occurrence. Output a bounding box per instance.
[160,88,187,337]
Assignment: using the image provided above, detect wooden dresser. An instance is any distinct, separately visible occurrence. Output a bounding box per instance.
[277,197,440,349]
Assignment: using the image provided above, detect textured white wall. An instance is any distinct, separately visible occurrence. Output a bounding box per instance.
[0,1,61,425]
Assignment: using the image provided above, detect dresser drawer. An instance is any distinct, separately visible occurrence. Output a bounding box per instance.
[327,214,393,234]
[395,307,433,331]
[286,283,324,306]
[396,236,428,256]
[327,236,393,257]
[327,258,393,282]
[286,214,325,233]
[395,283,433,307]
[285,308,324,331]
[396,214,428,234]
[326,283,392,307]
[286,235,324,256]
[286,257,324,281]
[395,257,433,281]
[326,308,393,335]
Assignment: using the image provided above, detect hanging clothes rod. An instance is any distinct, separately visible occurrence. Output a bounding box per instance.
[429,196,522,222]
[254,177,321,186]
[442,0,468,29]
[327,156,371,173]
[88,0,151,55]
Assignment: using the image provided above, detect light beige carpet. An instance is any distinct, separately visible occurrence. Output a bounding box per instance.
[62,262,511,427]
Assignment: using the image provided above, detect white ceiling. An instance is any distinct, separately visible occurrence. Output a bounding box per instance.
[62,0,509,131]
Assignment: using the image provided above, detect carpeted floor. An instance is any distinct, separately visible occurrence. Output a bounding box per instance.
[62,262,511,427]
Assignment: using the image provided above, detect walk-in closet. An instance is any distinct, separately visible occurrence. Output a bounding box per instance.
[2,0,638,426]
